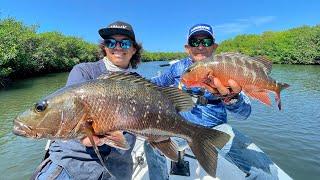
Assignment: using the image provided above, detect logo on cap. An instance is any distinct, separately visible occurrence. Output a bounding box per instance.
[188,23,215,40]
[190,25,211,33]
[109,25,128,29]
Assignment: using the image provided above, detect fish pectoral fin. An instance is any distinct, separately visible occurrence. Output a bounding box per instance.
[100,131,130,150]
[246,90,272,106]
[82,123,113,177]
[150,138,179,162]
[243,85,272,106]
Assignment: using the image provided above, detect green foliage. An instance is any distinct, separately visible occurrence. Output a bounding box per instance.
[217,25,320,64]
[0,18,37,78]
[1,17,319,87]
[0,18,99,87]
[142,51,187,61]
[35,32,98,72]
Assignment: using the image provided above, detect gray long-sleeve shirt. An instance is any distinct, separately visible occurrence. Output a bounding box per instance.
[49,59,136,180]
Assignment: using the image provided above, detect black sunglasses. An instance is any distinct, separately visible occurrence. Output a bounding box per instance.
[188,38,214,47]
[104,39,132,49]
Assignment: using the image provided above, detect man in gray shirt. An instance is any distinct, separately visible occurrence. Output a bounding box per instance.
[33,21,142,180]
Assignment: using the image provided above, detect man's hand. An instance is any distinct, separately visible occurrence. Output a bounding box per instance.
[203,77,242,104]
[212,78,242,96]
[179,76,242,104]
[81,135,105,147]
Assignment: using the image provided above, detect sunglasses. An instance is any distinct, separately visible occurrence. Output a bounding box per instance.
[104,39,132,49]
[188,38,214,47]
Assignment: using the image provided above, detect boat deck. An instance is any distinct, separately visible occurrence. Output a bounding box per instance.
[131,138,292,180]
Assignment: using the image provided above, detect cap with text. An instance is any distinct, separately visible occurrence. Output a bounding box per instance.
[99,21,136,41]
[188,23,215,40]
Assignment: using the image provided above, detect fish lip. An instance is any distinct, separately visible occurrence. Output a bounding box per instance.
[12,120,33,137]
[180,78,189,85]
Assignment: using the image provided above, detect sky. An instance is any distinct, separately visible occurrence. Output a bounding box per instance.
[0,0,319,52]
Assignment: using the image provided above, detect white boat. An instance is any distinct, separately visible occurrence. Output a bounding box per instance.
[41,130,292,180]
[159,59,180,67]
[131,137,292,180]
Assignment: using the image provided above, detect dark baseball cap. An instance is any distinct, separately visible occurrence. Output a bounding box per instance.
[98,21,136,41]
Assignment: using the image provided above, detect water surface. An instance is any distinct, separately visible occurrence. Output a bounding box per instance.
[0,62,319,179]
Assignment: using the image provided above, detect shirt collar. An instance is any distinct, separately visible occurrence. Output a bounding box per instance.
[103,57,131,72]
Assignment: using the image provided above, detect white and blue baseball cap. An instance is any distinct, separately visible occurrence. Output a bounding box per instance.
[188,23,215,40]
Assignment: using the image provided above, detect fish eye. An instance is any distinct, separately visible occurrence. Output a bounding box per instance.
[34,101,48,112]
[185,68,192,73]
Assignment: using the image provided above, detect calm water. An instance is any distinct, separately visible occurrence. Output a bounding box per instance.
[0,62,319,180]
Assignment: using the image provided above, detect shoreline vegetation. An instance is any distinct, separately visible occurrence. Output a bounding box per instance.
[1,18,319,88]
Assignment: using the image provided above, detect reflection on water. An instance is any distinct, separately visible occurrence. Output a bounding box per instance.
[0,63,319,179]
[230,64,320,180]
[0,72,68,179]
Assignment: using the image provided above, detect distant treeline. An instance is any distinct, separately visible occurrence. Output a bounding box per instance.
[0,18,186,87]
[217,25,320,64]
[1,18,319,87]
[0,18,98,87]
[142,51,187,62]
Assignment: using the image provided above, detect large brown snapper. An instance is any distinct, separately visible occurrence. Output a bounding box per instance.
[13,72,230,177]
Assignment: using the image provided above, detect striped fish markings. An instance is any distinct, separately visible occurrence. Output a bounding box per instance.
[13,72,230,177]
[181,52,289,110]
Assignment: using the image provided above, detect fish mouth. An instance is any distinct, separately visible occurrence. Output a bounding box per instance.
[12,120,34,137]
[180,78,195,87]
[180,78,189,85]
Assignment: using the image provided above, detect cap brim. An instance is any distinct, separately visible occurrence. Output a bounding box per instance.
[188,30,214,40]
[99,28,135,41]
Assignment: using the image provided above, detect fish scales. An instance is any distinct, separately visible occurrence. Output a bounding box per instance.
[218,54,268,88]
[76,80,175,136]
[13,72,231,177]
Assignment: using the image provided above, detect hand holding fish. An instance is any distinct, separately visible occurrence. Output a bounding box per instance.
[197,73,242,103]
[81,135,104,147]
[208,76,241,98]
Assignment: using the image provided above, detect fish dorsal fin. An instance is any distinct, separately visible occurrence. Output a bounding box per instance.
[159,86,194,112]
[251,56,273,74]
[98,72,157,87]
[218,52,242,56]
[99,72,144,81]
[98,72,194,112]
[213,52,244,64]
[186,56,214,72]
[214,52,242,61]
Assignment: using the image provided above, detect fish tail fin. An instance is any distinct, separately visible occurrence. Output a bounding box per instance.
[278,82,290,92]
[188,127,230,177]
[275,82,290,110]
